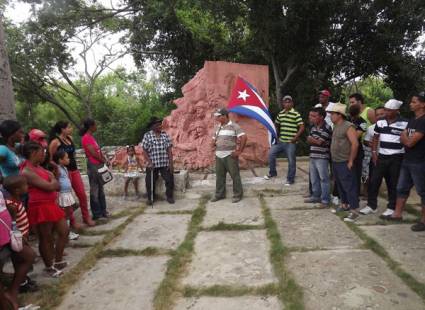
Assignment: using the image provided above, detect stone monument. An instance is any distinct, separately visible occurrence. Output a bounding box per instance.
[164,61,270,170]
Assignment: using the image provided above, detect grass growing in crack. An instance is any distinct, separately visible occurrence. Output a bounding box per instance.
[19,207,146,309]
[183,283,278,297]
[259,195,304,310]
[203,222,264,231]
[153,195,209,310]
[99,247,173,257]
[341,220,425,302]
[78,229,111,236]
[156,210,194,215]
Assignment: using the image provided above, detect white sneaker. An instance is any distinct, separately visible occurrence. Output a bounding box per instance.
[284,182,293,186]
[381,209,394,217]
[69,231,80,241]
[264,174,275,180]
[359,206,377,215]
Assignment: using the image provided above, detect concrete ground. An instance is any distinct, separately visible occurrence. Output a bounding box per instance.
[14,159,425,309]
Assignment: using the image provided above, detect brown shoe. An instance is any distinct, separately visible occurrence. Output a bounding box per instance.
[84,218,96,227]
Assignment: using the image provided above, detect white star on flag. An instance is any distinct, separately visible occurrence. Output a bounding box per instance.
[237,89,250,102]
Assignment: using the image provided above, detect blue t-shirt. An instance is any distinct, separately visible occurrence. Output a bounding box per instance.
[58,166,72,193]
[0,145,22,177]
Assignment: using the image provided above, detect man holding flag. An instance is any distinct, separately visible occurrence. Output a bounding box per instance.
[264,96,305,185]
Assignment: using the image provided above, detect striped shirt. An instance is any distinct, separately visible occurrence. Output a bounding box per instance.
[276,108,303,142]
[374,117,408,156]
[213,121,245,158]
[309,123,332,159]
[5,198,29,237]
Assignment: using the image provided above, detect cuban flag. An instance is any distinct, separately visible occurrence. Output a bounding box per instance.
[227,77,277,144]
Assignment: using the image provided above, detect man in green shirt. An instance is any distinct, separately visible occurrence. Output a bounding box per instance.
[264,96,305,185]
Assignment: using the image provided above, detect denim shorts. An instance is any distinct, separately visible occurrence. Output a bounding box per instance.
[396,161,425,206]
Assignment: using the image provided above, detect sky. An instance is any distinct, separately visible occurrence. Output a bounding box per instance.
[3,0,153,78]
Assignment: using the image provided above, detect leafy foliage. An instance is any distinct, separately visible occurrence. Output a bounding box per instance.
[16,69,173,146]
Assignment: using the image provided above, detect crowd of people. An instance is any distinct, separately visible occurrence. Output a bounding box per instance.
[0,89,424,308]
[262,90,425,230]
[0,118,113,309]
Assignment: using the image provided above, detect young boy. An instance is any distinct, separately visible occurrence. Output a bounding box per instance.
[2,175,38,293]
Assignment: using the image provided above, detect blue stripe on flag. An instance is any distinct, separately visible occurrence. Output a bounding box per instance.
[229,106,277,144]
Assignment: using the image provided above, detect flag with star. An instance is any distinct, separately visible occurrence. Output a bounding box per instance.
[227,76,277,144]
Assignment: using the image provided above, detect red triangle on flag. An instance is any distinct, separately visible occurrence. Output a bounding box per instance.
[227,77,266,110]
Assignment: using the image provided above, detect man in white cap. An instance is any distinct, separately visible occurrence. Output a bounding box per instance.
[360,99,408,217]
[210,108,247,203]
[327,102,360,222]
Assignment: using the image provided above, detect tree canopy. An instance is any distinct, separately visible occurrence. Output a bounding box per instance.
[2,0,425,145]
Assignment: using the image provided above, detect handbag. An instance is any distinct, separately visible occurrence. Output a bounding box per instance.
[97,164,113,185]
[0,218,23,252]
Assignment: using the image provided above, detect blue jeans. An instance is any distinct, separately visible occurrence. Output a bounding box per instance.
[332,161,359,210]
[268,142,296,183]
[396,161,425,206]
[87,161,108,219]
[309,158,331,204]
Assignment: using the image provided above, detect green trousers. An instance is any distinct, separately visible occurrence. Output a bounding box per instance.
[215,155,243,199]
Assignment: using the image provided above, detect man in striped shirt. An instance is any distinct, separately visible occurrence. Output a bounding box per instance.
[265,96,305,185]
[304,108,332,207]
[360,99,408,217]
[210,108,247,203]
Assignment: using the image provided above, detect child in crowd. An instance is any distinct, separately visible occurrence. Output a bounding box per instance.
[2,176,38,293]
[53,150,80,241]
[123,145,143,199]
[0,179,36,309]
[20,142,68,277]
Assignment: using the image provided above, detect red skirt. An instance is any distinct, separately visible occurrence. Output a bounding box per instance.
[27,201,65,226]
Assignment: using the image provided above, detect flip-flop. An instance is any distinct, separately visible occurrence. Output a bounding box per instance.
[19,304,41,310]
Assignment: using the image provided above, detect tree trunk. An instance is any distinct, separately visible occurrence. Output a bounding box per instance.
[0,16,16,122]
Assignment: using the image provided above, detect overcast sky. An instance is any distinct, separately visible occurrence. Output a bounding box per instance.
[4,0,148,77]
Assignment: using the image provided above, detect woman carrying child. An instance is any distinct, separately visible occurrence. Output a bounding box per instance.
[20,142,68,277]
[123,145,143,199]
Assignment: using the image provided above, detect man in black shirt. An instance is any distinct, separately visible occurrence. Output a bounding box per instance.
[348,104,367,198]
[388,92,425,232]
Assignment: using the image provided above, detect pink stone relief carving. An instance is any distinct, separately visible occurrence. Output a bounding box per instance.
[163,61,270,170]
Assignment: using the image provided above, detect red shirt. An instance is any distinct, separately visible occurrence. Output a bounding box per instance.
[6,198,29,237]
[82,133,102,165]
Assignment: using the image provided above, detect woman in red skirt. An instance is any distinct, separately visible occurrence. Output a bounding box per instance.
[20,142,69,277]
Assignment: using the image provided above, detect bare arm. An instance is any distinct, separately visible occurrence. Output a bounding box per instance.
[291,124,305,142]
[346,127,359,169]
[400,130,424,148]
[86,144,105,163]
[22,167,60,192]
[307,136,324,146]
[142,148,153,167]
[367,109,376,124]
[371,133,380,165]
[48,139,61,162]
[238,134,248,152]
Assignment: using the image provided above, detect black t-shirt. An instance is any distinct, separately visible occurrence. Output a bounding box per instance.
[404,114,425,163]
[350,116,367,158]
